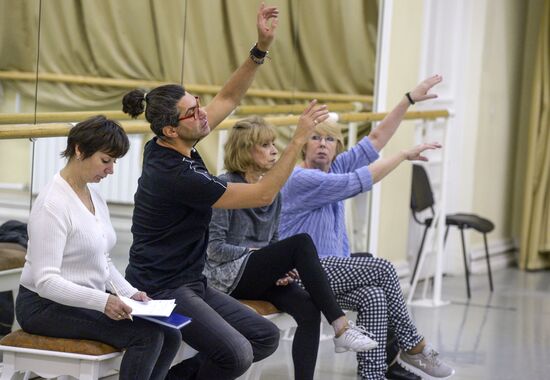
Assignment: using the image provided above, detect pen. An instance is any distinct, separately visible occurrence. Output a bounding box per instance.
[109,280,133,321]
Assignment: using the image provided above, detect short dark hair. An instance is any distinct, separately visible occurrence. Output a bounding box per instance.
[122,84,186,137]
[61,115,130,160]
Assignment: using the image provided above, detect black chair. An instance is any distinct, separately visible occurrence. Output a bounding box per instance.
[409,164,494,298]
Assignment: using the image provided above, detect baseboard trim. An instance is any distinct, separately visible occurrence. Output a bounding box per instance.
[469,237,515,260]
[468,238,516,274]
[0,183,27,191]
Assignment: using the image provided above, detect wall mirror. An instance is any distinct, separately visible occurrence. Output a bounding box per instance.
[0,0,379,268]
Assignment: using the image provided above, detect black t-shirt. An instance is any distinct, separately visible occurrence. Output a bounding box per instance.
[126,138,227,294]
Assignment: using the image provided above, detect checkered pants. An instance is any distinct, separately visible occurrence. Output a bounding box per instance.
[320,256,423,380]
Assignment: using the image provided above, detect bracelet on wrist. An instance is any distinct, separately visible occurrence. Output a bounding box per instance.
[405,92,415,105]
[250,43,268,58]
[249,54,265,64]
[250,43,268,65]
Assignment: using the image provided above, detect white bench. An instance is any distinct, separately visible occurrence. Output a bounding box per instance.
[0,243,25,296]
[0,243,25,339]
[0,330,124,380]
[237,300,297,380]
[0,268,22,295]
[0,301,295,380]
[0,331,200,380]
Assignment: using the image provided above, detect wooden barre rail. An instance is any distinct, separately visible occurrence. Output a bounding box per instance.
[0,70,373,103]
[0,103,365,125]
[0,110,449,140]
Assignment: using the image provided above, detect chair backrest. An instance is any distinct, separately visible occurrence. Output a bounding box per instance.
[410,164,435,213]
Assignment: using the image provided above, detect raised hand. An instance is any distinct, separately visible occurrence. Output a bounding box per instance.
[256,2,279,51]
[294,100,329,144]
[104,294,133,321]
[408,75,443,103]
[403,142,442,161]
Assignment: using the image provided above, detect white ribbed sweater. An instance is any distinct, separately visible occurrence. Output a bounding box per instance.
[20,173,138,313]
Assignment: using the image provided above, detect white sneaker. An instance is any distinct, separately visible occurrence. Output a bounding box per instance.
[333,321,378,353]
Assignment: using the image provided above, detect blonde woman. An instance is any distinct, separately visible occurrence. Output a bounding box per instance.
[205,117,379,380]
[280,76,455,380]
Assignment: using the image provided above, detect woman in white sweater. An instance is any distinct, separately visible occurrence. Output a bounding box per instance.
[16,116,181,380]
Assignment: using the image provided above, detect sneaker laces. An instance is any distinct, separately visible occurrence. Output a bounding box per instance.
[423,346,442,366]
[346,321,375,339]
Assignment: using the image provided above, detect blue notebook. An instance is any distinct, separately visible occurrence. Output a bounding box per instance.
[137,312,192,329]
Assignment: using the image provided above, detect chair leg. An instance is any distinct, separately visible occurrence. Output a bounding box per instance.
[410,226,429,284]
[444,225,450,246]
[483,233,494,292]
[459,228,471,299]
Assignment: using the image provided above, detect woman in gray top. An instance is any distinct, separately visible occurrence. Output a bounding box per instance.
[205,117,377,380]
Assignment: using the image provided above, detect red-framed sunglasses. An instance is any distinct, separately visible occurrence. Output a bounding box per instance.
[178,96,201,122]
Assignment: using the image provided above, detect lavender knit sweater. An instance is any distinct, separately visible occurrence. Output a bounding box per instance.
[279,137,379,258]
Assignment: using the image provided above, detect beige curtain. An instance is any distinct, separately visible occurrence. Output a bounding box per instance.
[0,0,377,111]
[514,0,550,270]
[0,0,377,172]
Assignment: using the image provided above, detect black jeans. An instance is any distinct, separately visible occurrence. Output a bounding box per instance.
[231,233,345,380]
[15,286,181,380]
[0,291,14,335]
[152,278,279,380]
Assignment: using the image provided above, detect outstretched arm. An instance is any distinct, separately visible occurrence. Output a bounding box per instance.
[368,142,442,183]
[283,143,441,214]
[213,100,328,209]
[368,75,442,152]
[205,3,279,129]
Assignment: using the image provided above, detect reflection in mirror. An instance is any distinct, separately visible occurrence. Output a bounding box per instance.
[183,0,294,171]
[181,0,379,169]
[268,0,379,169]
[289,0,378,97]
[0,0,40,221]
[30,0,188,269]
[0,0,40,336]
[5,1,377,272]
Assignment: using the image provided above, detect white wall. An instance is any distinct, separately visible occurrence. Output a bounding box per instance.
[376,0,525,277]
[373,0,425,264]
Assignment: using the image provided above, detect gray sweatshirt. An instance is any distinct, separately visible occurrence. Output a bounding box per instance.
[204,172,281,293]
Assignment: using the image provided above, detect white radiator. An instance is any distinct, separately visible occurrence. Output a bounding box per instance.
[31,135,143,204]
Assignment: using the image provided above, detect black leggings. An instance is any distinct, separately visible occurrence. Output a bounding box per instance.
[231,233,344,380]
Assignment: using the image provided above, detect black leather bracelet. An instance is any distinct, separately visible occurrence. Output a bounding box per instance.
[250,44,268,59]
[405,92,415,105]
